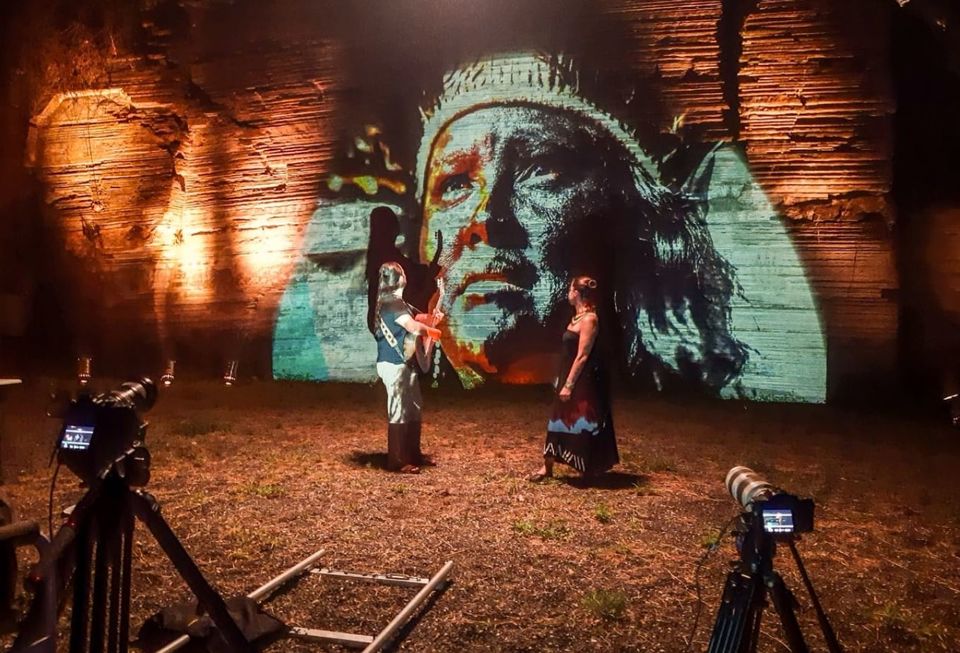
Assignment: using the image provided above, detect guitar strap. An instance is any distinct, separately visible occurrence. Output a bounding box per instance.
[378,313,407,361]
[378,300,418,363]
[378,296,440,370]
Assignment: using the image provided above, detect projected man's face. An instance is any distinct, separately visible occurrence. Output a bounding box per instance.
[419,105,626,385]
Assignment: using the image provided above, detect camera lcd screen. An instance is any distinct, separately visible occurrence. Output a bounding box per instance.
[61,424,95,451]
[762,508,795,534]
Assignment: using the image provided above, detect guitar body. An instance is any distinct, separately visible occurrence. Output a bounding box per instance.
[402,333,432,373]
[404,278,445,373]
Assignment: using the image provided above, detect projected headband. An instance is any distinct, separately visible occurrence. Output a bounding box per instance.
[415,52,663,202]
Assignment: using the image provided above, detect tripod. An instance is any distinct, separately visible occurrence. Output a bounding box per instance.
[11,461,255,653]
[707,512,843,653]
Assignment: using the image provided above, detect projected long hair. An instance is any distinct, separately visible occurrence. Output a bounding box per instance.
[554,147,746,391]
[612,177,747,390]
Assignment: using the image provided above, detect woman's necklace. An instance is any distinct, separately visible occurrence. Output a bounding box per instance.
[571,310,594,324]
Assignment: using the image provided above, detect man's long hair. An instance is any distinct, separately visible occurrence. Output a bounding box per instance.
[376,262,406,314]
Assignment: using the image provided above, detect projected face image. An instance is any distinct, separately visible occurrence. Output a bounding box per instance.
[273,50,827,401]
[419,105,626,386]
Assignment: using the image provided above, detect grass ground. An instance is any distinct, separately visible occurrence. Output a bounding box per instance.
[1,379,959,652]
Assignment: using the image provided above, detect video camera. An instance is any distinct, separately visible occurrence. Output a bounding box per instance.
[708,468,842,653]
[725,466,814,537]
[54,378,157,485]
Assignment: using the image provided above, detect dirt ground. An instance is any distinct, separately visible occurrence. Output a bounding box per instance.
[0,378,959,652]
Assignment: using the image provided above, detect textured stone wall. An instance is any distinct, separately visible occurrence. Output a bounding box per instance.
[6,0,897,398]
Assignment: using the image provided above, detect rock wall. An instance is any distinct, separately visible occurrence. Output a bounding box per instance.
[2,0,899,400]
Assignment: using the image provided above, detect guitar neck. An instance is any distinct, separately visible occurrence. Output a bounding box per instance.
[431,285,445,322]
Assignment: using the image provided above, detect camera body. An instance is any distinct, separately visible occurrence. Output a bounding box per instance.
[56,379,156,485]
[754,491,814,537]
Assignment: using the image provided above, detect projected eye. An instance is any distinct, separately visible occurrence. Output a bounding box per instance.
[436,172,474,205]
[517,162,560,186]
[515,149,578,190]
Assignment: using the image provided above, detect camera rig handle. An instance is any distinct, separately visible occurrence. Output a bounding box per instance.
[0,519,54,647]
[0,521,39,548]
[0,519,41,624]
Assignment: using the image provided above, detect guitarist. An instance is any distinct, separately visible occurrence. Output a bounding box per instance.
[374,262,444,473]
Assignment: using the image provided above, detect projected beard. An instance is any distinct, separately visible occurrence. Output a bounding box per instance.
[419,104,718,388]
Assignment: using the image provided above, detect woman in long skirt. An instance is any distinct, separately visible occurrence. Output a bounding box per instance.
[530,275,619,481]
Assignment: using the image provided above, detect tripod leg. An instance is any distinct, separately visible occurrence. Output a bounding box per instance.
[746,599,763,653]
[118,505,134,653]
[107,505,125,653]
[69,520,92,653]
[128,490,255,653]
[90,515,111,653]
[767,572,810,653]
[707,571,762,653]
[787,540,844,653]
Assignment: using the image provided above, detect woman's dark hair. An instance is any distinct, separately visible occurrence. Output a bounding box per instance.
[376,262,406,311]
[571,275,599,307]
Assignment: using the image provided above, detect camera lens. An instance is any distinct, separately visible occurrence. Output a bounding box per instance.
[726,466,776,509]
[109,378,158,413]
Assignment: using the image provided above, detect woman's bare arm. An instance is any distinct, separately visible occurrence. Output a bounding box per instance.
[561,314,598,398]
